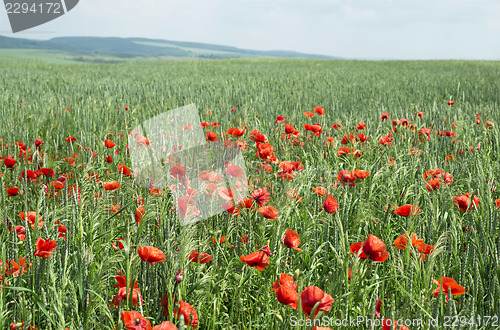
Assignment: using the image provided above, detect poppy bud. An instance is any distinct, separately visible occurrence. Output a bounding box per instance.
[275,314,283,323]
[176,269,183,283]
[293,269,300,281]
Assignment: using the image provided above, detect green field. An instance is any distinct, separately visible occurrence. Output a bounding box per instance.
[1,57,500,329]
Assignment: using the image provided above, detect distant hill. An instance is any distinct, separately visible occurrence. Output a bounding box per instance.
[0,35,338,62]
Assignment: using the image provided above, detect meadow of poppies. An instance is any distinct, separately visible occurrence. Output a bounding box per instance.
[1,58,500,329]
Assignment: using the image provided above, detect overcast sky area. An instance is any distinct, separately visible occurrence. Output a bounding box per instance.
[0,0,499,60]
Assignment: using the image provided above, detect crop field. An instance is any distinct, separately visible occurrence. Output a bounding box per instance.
[1,58,500,329]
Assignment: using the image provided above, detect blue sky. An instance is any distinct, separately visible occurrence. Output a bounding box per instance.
[0,0,499,60]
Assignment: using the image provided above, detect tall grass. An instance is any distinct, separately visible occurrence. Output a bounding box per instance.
[0,58,500,329]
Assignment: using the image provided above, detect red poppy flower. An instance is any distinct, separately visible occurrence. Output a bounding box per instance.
[381,113,389,121]
[256,143,274,160]
[14,226,26,240]
[137,246,166,266]
[300,286,334,318]
[240,244,272,271]
[353,169,370,179]
[104,181,121,191]
[177,195,201,221]
[308,123,323,136]
[174,301,199,329]
[65,136,76,144]
[417,242,435,256]
[189,251,212,264]
[379,135,392,146]
[19,211,44,229]
[331,122,342,130]
[357,122,367,130]
[283,229,302,252]
[340,134,354,145]
[304,111,314,118]
[432,277,465,298]
[170,163,185,180]
[222,202,241,215]
[112,238,125,250]
[33,138,43,149]
[258,205,278,220]
[109,204,122,216]
[118,164,131,176]
[206,131,219,142]
[362,234,389,261]
[275,116,286,123]
[226,163,244,178]
[313,106,325,116]
[399,118,409,126]
[322,195,339,214]
[276,285,298,309]
[5,257,31,277]
[337,170,356,186]
[40,168,55,177]
[112,275,143,307]
[485,121,494,130]
[104,139,116,148]
[453,193,479,212]
[426,179,441,191]
[349,242,367,258]
[113,275,139,289]
[350,234,389,262]
[448,101,455,106]
[149,188,163,196]
[393,233,423,250]
[252,133,268,143]
[56,223,67,240]
[271,273,298,291]
[251,188,270,206]
[228,126,246,138]
[211,236,226,244]
[65,157,76,166]
[394,204,421,217]
[121,311,152,330]
[52,180,65,190]
[7,187,21,197]
[34,238,57,258]
[18,169,38,181]
[135,206,146,225]
[153,322,178,330]
[313,186,328,196]
[423,169,442,180]
[3,157,16,169]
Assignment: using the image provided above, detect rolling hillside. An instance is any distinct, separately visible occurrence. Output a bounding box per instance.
[0,35,337,62]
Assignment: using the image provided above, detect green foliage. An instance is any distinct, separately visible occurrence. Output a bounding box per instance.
[0,58,499,329]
